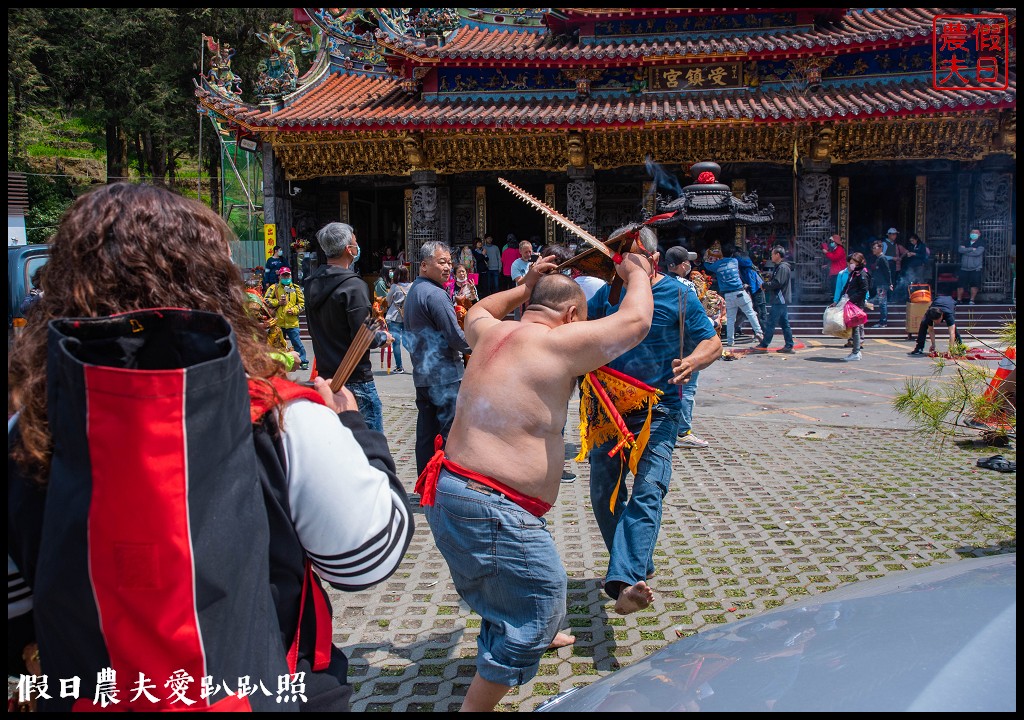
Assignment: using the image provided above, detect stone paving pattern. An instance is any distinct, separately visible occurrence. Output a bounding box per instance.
[332,394,1016,712]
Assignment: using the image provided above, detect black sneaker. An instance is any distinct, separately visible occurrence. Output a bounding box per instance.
[299,361,310,370]
[561,470,577,483]
[909,349,925,357]
[778,346,796,354]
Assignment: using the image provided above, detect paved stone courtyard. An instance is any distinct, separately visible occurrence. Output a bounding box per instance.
[331,336,1017,711]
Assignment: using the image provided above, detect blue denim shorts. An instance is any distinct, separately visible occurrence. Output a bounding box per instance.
[424,468,567,687]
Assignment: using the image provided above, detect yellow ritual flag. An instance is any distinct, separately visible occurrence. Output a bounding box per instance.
[576,365,663,482]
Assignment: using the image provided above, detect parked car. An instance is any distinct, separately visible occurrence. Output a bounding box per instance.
[8,244,50,334]
[537,554,1015,712]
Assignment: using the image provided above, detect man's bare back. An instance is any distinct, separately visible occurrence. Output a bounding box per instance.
[446,254,656,507]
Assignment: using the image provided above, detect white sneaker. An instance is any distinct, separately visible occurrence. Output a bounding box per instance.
[676,433,709,448]
[843,352,862,361]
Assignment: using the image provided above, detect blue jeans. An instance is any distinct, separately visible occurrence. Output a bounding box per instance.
[760,303,794,349]
[415,381,461,475]
[724,290,762,345]
[348,380,384,433]
[589,409,679,598]
[487,270,501,296]
[873,287,889,324]
[389,321,405,371]
[424,468,566,687]
[677,370,700,436]
[281,326,307,363]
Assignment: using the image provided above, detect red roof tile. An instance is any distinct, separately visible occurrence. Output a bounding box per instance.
[198,74,1014,132]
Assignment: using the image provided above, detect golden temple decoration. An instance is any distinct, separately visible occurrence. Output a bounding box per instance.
[567,131,587,168]
[475,186,487,239]
[267,115,1005,178]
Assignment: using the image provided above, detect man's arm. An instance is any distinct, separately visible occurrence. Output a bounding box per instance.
[928,323,936,351]
[464,256,556,346]
[948,323,957,350]
[551,254,655,377]
[671,335,723,386]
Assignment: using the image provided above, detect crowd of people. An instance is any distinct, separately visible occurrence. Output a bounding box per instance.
[10,182,994,713]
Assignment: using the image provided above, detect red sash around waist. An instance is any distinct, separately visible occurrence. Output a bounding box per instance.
[415,435,552,518]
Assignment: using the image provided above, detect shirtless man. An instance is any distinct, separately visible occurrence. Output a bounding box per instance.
[415,252,655,712]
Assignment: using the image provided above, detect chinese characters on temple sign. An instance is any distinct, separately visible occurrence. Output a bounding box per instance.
[16,670,309,706]
[932,14,1008,91]
[649,62,742,91]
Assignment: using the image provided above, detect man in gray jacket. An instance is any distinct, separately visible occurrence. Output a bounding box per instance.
[956,228,985,305]
[752,245,795,354]
[404,241,472,475]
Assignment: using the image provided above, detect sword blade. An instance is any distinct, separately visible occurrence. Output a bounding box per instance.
[498,178,614,259]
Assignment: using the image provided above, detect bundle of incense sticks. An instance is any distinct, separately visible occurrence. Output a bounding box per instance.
[330,317,378,393]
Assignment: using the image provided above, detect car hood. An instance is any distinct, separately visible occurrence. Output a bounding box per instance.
[537,555,1015,712]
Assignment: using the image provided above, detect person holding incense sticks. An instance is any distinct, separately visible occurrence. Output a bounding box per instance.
[305,222,393,433]
[582,223,723,615]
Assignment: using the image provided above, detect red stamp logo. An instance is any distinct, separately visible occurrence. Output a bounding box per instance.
[932,14,1009,90]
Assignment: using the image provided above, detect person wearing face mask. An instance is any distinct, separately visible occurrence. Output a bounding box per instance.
[305,222,393,432]
[264,266,308,370]
[957,229,985,305]
[264,246,286,288]
[821,234,847,300]
[838,253,870,361]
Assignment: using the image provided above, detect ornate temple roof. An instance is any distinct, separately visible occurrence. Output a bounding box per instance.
[378,8,942,64]
[195,8,1016,174]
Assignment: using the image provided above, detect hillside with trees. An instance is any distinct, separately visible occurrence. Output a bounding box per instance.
[8,8,294,242]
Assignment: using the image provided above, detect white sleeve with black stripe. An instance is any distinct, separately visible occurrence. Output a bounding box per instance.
[280,399,412,591]
[8,554,33,619]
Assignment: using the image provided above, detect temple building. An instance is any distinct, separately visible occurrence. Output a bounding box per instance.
[196,8,1016,301]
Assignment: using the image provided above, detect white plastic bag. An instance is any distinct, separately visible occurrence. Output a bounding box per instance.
[823,299,852,339]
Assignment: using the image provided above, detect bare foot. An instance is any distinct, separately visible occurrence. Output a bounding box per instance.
[547,631,576,650]
[613,581,654,615]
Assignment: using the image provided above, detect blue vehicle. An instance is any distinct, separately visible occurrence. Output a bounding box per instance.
[8,244,49,333]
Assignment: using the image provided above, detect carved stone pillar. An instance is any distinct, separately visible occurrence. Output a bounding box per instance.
[566,165,596,236]
[731,179,747,249]
[262,145,291,262]
[795,172,834,301]
[837,177,850,245]
[410,171,439,271]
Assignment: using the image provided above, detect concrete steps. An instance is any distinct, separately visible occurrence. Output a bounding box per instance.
[783,302,1015,339]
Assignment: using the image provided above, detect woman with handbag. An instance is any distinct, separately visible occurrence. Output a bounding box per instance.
[839,252,870,361]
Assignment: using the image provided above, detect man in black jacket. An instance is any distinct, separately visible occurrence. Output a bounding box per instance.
[304,222,392,432]
[867,240,893,328]
[752,246,795,353]
[404,241,472,475]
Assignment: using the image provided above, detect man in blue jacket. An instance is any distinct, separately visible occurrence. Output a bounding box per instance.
[705,245,764,347]
[404,241,472,475]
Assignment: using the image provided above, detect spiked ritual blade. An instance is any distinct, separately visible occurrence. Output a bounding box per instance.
[498,178,613,259]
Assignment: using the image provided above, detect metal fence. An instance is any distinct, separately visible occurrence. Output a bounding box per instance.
[230,240,265,278]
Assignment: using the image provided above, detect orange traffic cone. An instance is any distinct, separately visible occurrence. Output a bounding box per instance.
[981,347,1016,402]
[973,347,1015,426]
[308,357,318,381]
